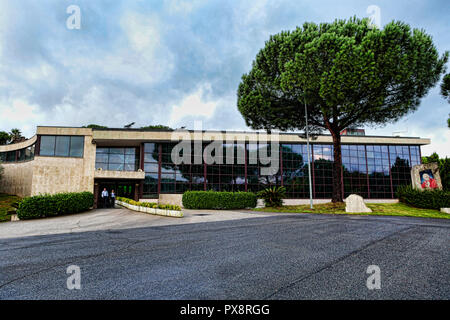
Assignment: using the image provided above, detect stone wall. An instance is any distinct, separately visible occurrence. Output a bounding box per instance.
[30,135,96,195]
[0,161,34,197]
[157,194,183,207]
[0,130,96,197]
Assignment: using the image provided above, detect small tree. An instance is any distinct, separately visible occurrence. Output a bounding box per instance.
[238,17,448,202]
[0,131,10,145]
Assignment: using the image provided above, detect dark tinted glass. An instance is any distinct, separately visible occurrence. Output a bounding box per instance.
[55,136,70,156]
[6,151,16,162]
[69,136,84,157]
[40,136,56,156]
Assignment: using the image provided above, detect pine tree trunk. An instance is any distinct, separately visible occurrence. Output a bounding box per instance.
[331,131,343,202]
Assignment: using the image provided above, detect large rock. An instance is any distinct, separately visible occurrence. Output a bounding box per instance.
[441,208,450,214]
[344,194,372,213]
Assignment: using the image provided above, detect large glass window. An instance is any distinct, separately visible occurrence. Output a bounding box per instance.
[342,145,368,198]
[366,145,391,198]
[69,136,84,157]
[95,147,139,171]
[6,151,16,162]
[139,141,422,199]
[313,144,334,198]
[55,136,70,156]
[282,144,310,198]
[39,135,84,157]
[40,136,56,156]
[389,145,412,194]
[0,145,35,163]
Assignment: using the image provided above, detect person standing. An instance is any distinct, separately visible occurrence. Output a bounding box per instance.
[110,189,116,208]
[101,188,109,208]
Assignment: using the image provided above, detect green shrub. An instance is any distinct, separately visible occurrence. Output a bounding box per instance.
[258,186,286,207]
[182,191,257,209]
[397,185,450,209]
[17,191,94,220]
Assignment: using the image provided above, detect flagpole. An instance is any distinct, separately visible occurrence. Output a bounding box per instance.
[304,95,314,209]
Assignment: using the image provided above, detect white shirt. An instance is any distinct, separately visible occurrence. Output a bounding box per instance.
[101,190,109,198]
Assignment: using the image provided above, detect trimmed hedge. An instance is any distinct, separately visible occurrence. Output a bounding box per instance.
[397,185,450,210]
[116,197,181,211]
[182,191,257,209]
[17,192,94,220]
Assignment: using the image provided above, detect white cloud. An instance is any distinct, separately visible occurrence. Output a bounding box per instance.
[417,127,450,157]
[0,99,44,136]
[169,84,218,126]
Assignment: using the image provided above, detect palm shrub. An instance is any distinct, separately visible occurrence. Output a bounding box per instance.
[258,186,286,207]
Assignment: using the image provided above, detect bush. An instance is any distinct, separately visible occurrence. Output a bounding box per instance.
[17,192,94,220]
[397,185,450,210]
[258,186,286,207]
[116,197,181,211]
[182,191,257,209]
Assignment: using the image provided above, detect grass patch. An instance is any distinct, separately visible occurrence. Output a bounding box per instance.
[253,202,450,220]
[0,193,21,222]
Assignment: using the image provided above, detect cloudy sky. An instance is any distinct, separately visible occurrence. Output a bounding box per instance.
[0,0,449,156]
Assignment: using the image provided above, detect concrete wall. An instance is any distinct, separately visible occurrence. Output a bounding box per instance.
[0,161,34,197]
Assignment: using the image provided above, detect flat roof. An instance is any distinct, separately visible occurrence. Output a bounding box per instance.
[36,125,424,140]
[33,126,430,146]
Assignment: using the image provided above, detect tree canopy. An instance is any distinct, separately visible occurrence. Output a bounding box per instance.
[0,131,9,145]
[441,73,450,103]
[237,17,448,202]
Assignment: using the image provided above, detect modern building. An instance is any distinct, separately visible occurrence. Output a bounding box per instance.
[0,126,428,207]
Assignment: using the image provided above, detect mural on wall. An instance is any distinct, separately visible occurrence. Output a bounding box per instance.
[411,163,443,190]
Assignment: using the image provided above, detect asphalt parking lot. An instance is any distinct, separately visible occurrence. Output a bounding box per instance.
[0,211,449,299]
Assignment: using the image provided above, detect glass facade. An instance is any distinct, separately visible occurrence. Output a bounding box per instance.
[95,147,139,171]
[39,135,84,157]
[141,142,421,199]
[0,145,35,163]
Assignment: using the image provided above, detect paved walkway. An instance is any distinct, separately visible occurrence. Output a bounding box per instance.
[0,207,275,239]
